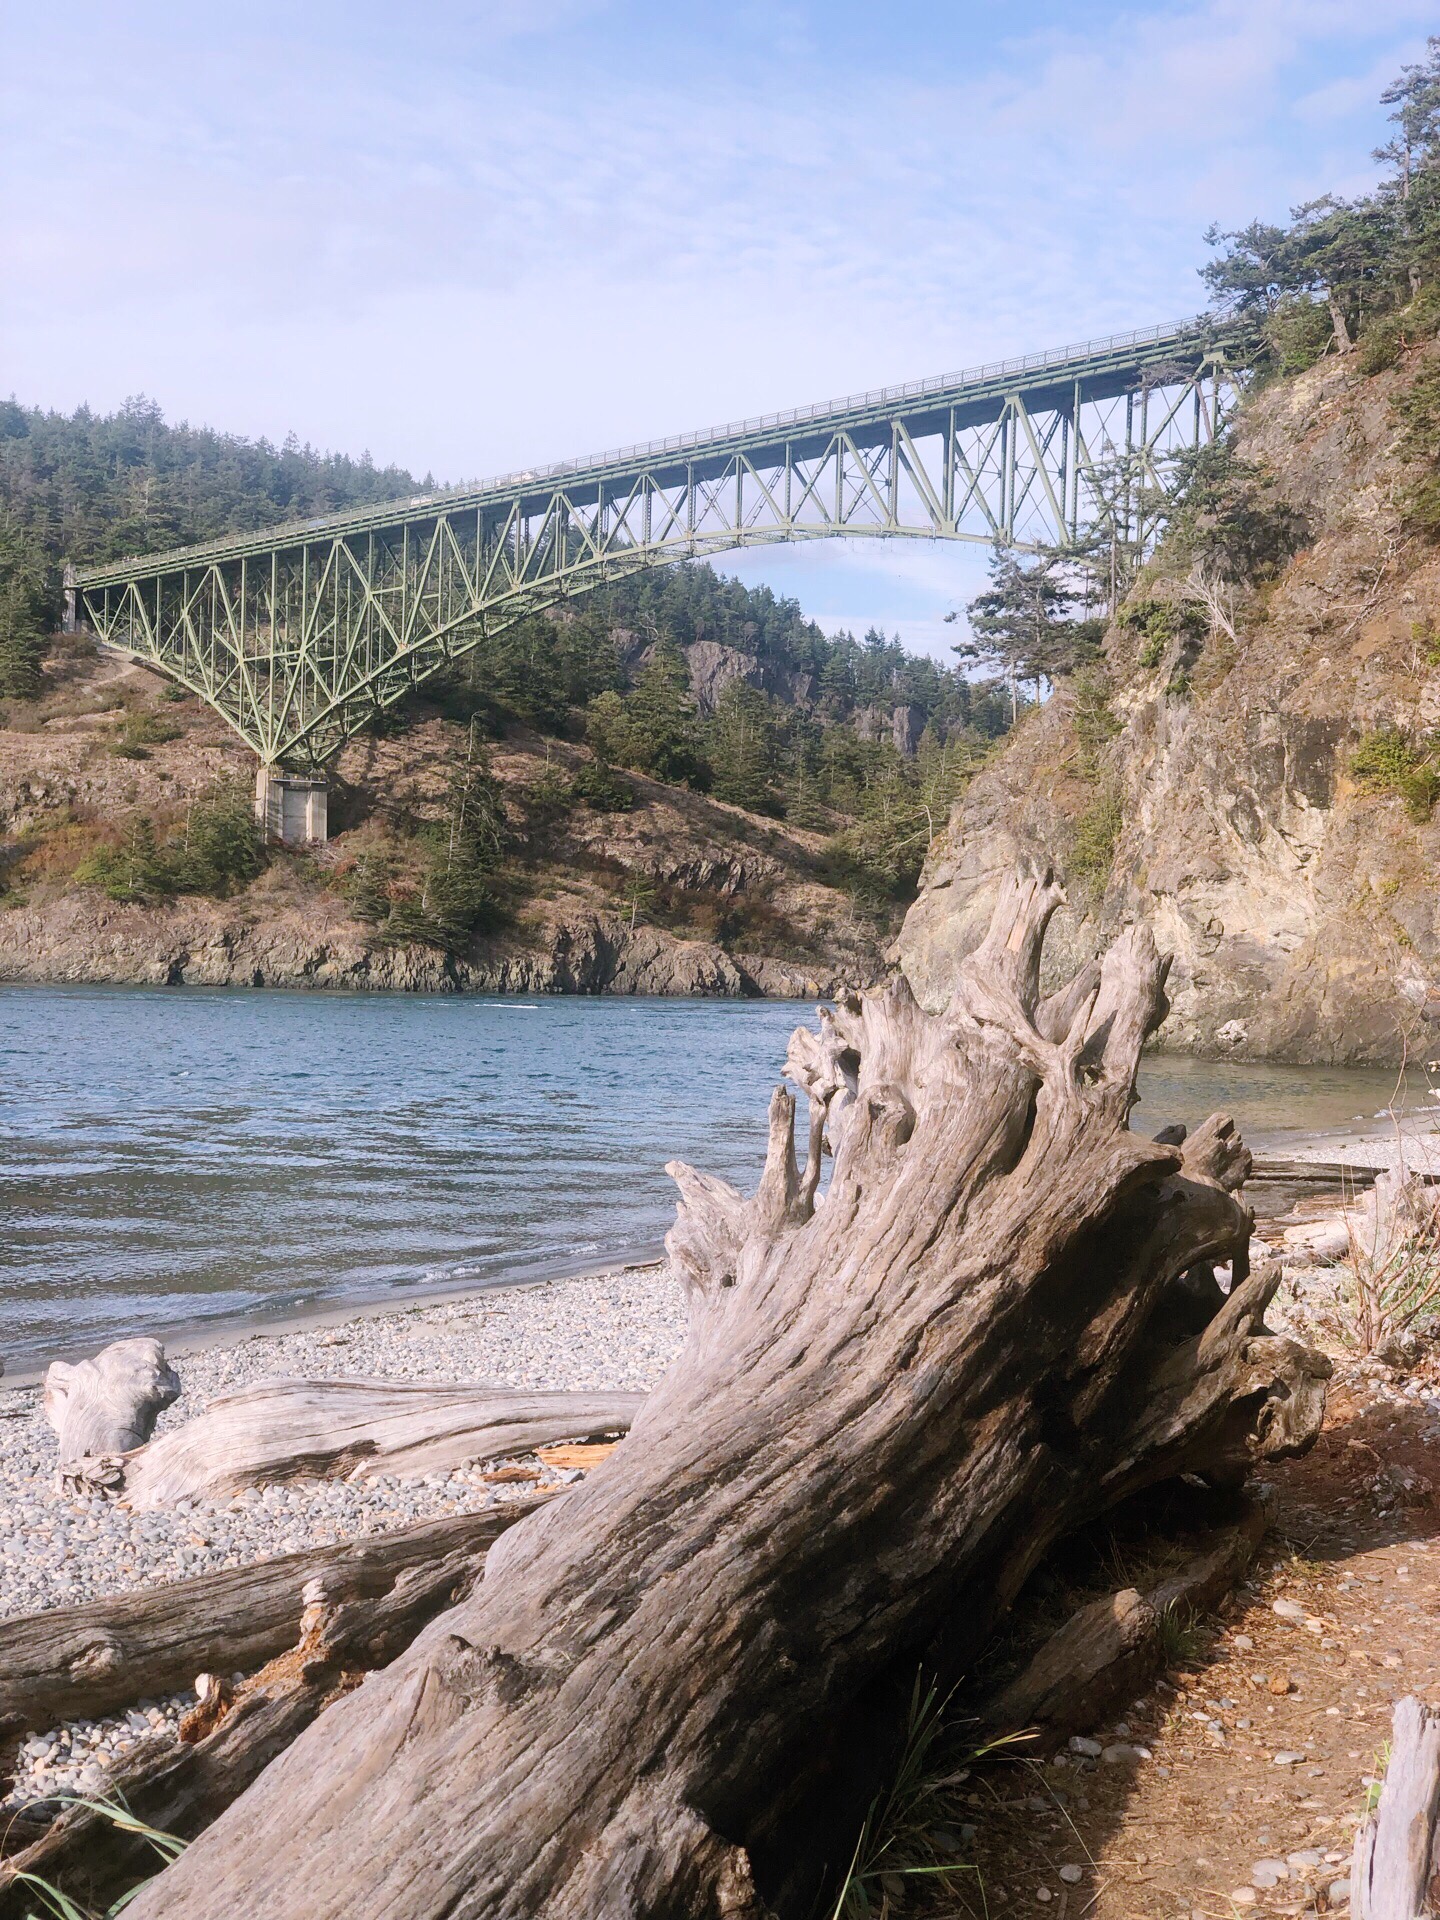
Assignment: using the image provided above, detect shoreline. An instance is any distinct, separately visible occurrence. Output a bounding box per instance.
[8,1110,1437,1391]
[0,1241,669,1392]
[0,1260,688,1610]
[0,1259,689,1806]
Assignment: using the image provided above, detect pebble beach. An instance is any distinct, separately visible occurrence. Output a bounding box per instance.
[0,1261,687,1820]
[0,1261,686,1622]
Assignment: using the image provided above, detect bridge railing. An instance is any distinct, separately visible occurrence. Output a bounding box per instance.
[530,317,1213,481]
[75,316,1239,585]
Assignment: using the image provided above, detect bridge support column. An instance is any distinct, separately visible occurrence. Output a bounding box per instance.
[255,766,328,847]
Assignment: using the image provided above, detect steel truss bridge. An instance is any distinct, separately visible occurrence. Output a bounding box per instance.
[72,317,1247,769]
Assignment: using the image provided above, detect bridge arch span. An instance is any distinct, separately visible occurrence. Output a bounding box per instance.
[73,318,1246,769]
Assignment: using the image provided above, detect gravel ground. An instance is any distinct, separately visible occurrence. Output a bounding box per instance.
[8,1691,197,1816]
[0,1261,686,1623]
[0,1262,686,1820]
[1271,1114,1440,1173]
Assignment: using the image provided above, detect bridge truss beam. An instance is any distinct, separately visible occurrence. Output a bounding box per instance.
[73,321,1246,767]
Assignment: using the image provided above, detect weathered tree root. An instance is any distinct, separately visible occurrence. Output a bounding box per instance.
[118,872,1329,1920]
[981,1488,1270,1749]
[43,1340,180,1492]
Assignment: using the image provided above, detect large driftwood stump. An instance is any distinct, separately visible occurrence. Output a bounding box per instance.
[43,1339,179,1485]
[125,874,1329,1920]
[123,1381,644,1507]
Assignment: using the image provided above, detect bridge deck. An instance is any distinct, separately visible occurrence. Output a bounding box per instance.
[74,317,1242,589]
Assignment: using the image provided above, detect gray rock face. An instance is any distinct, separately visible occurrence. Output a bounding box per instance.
[682,641,766,716]
[898,349,1440,1065]
[851,703,927,756]
[0,893,855,1001]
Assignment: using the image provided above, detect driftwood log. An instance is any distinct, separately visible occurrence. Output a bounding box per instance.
[123,1381,643,1507]
[123,874,1329,1920]
[983,1490,1269,1748]
[0,1509,525,1915]
[43,1339,180,1487]
[1351,1696,1440,1920]
[0,1497,546,1738]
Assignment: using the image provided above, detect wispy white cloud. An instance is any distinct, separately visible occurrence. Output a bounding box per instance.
[0,0,1431,651]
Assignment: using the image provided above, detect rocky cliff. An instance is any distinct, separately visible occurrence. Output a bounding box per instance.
[0,652,887,997]
[899,343,1440,1065]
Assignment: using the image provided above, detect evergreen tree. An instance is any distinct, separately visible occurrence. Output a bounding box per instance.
[1164,442,1308,585]
[1202,41,1440,372]
[0,519,52,699]
[949,548,1094,719]
[380,739,508,952]
[74,817,173,903]
[585,640,705,786]
[706,681,777,813]
[623,640,703,785]
[170,785,266,896]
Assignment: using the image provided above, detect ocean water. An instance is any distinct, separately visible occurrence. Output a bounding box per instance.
[0,982,1414,1370]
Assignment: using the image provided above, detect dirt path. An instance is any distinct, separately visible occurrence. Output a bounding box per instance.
[938,1371,1440,1917]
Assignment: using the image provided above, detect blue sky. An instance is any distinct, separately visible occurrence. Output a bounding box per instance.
[1,0,1433,654]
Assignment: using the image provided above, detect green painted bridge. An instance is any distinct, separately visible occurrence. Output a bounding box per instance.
[72,317,1248,777]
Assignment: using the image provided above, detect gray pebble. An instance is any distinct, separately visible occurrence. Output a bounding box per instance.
[0,1266,683,1823]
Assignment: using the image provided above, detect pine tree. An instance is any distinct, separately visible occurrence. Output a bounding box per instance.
[622,640,703,785]
[706,681,777,813]
[0,576,43,699]
[949,548,1092,719]
[0,520,51,700]
[170,785,266,896]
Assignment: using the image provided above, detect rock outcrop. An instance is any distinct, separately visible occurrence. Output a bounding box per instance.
[0,891,843,997]
[0,667,883,998]
[900,344,1440,1064]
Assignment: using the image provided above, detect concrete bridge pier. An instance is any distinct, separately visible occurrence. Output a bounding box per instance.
[255,766,328,846]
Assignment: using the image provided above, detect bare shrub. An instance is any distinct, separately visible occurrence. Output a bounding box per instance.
[1341,1171,1440,1356]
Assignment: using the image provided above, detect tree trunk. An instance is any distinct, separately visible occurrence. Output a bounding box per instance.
[1329,294,1354,352]
[0,1515,509,1915]
[123,1382,643,1507]
[0,1498,545,1736]
[123,873,1329,1920]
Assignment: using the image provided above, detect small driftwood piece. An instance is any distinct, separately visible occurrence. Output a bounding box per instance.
[43,1339,180,1489]
[0,1518,513,1915]
[123,874,1330,1920]
[1351,1695,1440,1920]
[984,1492,1269,1748]
[0,1498,545,1737]
[124,1381,643,1507]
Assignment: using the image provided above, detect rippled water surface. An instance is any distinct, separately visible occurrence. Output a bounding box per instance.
[0,982,1415,1369]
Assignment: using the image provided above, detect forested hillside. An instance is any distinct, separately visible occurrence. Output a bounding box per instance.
[0,394,1024,995]
[0,394,1016,914]
[0,394,423,566]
